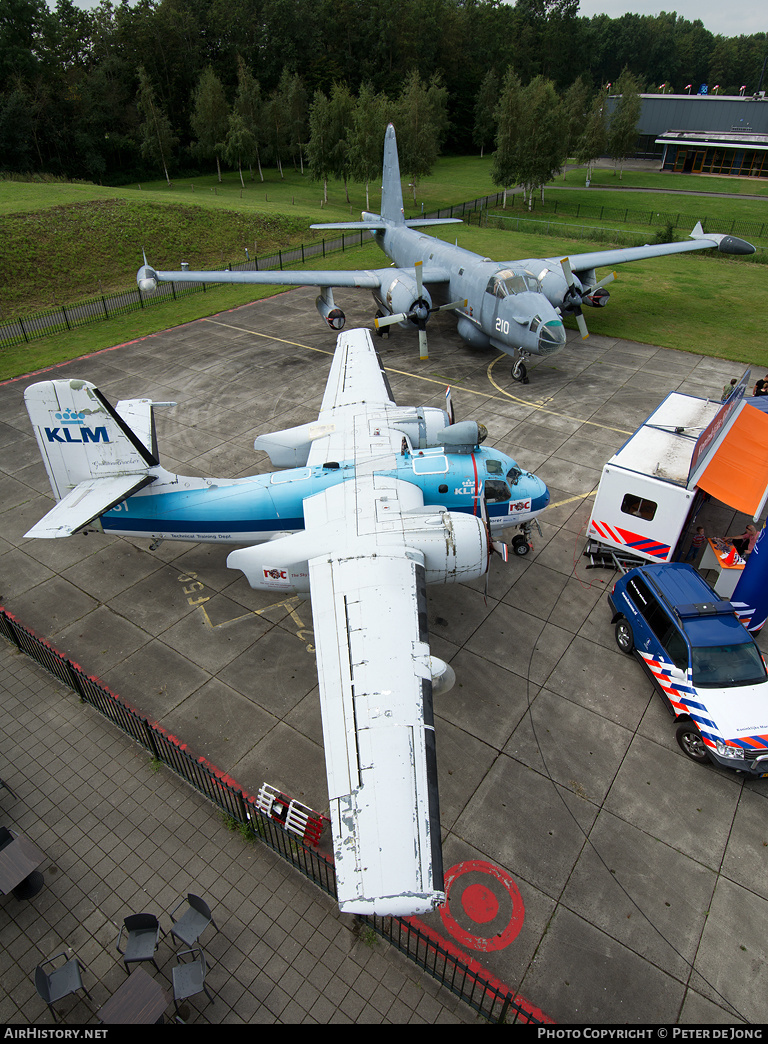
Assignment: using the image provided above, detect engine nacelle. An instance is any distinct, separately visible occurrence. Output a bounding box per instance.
[316,286,345,331]
[226,504,489,595]
[384,273,432,324]
[386,406,451,450]
[254,422,316,467]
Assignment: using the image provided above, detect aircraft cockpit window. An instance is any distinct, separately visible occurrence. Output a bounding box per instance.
[486,459,503,476]
[485,480,511,503]
[507,466,522,486]
[486,270,530,298]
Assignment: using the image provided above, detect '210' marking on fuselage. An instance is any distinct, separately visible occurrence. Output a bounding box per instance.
[45,426,110,444]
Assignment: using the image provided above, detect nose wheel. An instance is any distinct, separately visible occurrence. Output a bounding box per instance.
[510,518,541,556]
[511,350,530,384]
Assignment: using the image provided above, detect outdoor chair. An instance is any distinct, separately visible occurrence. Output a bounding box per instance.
[0,777,16,800]
[169,894,219,949]
[34,953,91,1022]
[0,825,14,850]
[116,913,165,973]
[172,947,214,1017]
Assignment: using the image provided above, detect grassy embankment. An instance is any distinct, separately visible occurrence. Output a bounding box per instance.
[1,156,766,381]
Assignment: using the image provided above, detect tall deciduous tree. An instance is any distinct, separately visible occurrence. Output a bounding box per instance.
[396,69,447,205]
[574,88,608,183]
[473,68,498,159]
[350,82,390,211]
[136,65,177,185]
[232,55,264,181]
[607,67,642,179]
[307,88,333,204]
[190,65,229,182]
[491,66,523,208]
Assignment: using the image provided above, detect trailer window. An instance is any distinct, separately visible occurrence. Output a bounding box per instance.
[621,494,657,521]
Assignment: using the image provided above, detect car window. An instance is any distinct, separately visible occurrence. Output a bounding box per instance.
[662,629,688,671]
[691,642,768,687]
[626,576,680,653]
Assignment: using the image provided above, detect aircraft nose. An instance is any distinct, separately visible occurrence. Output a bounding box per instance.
[538,318,566,355]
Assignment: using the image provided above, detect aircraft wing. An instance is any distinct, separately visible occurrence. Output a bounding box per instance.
[304,328,398,466]
[304,474,445,916]
[558,222,755,275]
[138,262,451,294]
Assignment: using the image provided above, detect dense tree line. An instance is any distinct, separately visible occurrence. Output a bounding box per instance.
[0,0,765,184]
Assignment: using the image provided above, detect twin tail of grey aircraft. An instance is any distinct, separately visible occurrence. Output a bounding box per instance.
[23,329,549,917]
[137,123,756,384]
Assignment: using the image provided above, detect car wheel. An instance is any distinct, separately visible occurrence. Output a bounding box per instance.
[614,618,634,654]
[675,723,709,763]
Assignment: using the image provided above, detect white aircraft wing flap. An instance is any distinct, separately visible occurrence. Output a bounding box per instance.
[309,549,444,917]
[24,474,152,539]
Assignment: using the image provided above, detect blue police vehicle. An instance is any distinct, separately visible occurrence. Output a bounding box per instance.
[608,563,768,774]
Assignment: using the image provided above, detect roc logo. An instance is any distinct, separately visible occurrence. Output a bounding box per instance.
[44,426,110,444]
[264,568,288,580]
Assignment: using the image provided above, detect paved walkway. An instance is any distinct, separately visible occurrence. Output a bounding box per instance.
[0,641,480,1025]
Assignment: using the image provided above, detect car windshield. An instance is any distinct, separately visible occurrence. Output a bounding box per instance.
[690,642,768,688]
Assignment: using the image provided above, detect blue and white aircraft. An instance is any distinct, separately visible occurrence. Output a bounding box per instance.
[137,124,755,384]
[24,328,549,917]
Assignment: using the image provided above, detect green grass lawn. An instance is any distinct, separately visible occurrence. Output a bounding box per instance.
[2,155,767,382]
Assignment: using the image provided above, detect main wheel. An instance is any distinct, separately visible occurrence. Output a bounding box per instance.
[675,723,709,763]
[511,535,530,556]
[614,618,634,654]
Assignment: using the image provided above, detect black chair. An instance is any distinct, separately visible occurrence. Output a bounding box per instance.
[169,894,218,948]
[116,913,165,973]
[34,953,91,1022]
[172,947,214,1017]
[0,777,17,800]
[0,825,14,851]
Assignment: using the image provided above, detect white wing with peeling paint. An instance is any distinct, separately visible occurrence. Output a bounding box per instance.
[306,476,446,916]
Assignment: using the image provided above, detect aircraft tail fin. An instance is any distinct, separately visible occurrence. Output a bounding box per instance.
[24,380,160,535]
[381,123,406,226]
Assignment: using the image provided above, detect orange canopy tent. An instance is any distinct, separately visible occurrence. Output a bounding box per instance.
[696,402,768,517]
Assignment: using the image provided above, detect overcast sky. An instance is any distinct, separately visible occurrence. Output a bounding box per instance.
[568,1,763,37]
[60,0,763,39]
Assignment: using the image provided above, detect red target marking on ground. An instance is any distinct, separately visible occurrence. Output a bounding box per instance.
[439,860,525,952]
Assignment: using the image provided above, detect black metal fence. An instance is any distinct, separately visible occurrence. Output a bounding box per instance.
[475,194,768,242]
[0,194,497,352]
[0,604,545,1025]
[3,186,761,352]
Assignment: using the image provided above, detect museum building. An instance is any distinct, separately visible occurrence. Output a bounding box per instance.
[618,92,768,177]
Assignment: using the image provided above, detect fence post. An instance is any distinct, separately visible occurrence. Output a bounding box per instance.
[19,317,29,343]
[61,304,71,331]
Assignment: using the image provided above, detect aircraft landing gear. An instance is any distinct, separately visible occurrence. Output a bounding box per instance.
[510,518,542,556]
[511,350,530,384]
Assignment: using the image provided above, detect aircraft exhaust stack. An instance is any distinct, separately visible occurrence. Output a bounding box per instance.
[316,287,345,331]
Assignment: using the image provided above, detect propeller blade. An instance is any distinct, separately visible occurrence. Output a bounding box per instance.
[492,539,509,562]
[374,312,407,329]
[435,298,468,313]
[414,259,423,299]
[594,271,616,289]
[418,325,429,361]
[445,387,455,424]
[560,256,589,339]
[575,311,589,340]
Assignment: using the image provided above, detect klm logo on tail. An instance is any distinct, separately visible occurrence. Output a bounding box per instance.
[45,426,110,444]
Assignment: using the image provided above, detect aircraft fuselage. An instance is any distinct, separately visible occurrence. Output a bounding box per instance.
[98,446,549,543]
[371,222,568,360]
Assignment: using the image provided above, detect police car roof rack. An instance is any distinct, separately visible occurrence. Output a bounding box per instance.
[584,538,645,574]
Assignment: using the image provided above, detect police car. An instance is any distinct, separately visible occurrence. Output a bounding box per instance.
[608,563,768,775]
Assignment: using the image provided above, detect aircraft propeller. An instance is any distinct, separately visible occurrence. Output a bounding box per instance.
[475,483,509,603]
[559,257,589,340]
[374,261,467,360]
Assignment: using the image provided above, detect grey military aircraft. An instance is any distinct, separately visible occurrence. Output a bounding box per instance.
[137,124,756,384]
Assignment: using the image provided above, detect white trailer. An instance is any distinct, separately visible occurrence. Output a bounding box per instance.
[587,376,768,572]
